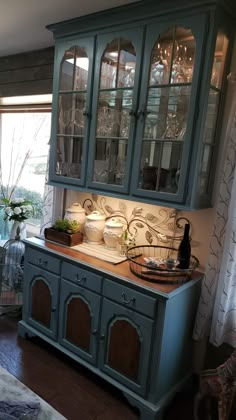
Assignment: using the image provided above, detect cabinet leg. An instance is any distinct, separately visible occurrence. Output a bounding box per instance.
[18,322,36,339]
[123,392,164,420]
[139,406,163,420]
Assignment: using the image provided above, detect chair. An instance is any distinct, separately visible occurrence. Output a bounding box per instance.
[194,349,236,420]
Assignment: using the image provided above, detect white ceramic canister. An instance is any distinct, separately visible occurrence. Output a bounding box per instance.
[103,218,124,249]
[64,203,86,232]
[84,211,106,244]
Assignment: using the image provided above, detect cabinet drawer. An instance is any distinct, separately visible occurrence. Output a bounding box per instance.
[103,279,156,318]
[25,247,60,275]
[61,261,102,293]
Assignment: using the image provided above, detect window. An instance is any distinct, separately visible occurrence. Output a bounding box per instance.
[0,95,54,237]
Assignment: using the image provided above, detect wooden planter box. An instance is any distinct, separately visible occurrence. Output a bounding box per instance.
[44,228,83,247]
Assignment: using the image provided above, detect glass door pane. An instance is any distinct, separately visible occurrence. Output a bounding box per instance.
[198,33,228,197]
[93,38,137,187]
[55,44,91,182]
[59,46,89,91]
[211,33,228,89]
[139,26,195,194]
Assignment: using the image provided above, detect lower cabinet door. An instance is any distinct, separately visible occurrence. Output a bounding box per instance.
[24,264,59,340]
[59,279,101,365]
[98,298,153,396]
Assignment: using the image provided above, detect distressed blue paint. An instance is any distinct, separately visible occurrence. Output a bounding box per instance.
[19,240,202,419]
[58,278,101,365]
[47,0,234,210]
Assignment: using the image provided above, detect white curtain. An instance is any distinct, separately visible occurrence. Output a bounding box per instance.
[193,87,236,348]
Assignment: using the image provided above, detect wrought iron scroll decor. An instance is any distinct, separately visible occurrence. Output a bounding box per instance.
[82,194,192,248]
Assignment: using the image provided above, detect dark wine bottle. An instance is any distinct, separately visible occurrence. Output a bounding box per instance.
[177,223,191,269]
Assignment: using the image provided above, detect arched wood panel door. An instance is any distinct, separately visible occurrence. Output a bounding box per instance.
[31,278,51,328]
[24,265,60,340]
[99,298,153,396]
[108,319,141,381]
[66,296,91,352]
[87,28,144,194]
[58,278,101,365]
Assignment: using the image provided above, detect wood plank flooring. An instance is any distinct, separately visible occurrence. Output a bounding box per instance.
[0,312,195,420]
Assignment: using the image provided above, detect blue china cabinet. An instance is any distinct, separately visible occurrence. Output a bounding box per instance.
[47,0,235,209]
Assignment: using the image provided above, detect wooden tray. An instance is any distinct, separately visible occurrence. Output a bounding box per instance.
[44,228,83,247]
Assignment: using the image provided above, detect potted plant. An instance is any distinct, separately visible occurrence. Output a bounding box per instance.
[44,218,83,246]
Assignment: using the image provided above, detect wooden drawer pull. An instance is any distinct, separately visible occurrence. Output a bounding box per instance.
[121,292,136,305]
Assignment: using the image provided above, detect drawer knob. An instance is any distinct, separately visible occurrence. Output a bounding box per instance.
[51,307,56,312]
[38,258,48,267]
[75,274,86,283]
[91,329,98,335]
[100,334,105,341]
[121,292,136,305]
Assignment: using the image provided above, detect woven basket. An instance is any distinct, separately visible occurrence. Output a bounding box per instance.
[126,245,199,284]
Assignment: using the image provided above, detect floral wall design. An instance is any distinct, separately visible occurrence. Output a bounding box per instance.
[64,190,213,269]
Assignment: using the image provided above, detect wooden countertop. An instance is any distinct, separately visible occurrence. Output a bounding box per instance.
[24,237,203,297]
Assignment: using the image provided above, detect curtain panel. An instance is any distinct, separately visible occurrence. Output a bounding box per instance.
[193,88,236,347]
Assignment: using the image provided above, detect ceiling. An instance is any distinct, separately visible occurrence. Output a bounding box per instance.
[0,0,139,57]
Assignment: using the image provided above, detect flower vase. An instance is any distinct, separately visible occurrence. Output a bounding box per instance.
[10,221,27,240]
[0,206,12,240]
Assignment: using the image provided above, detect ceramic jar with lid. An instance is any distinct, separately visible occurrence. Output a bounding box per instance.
[103,218,124,249]
[64,203,86,232]
[84,211,106,244]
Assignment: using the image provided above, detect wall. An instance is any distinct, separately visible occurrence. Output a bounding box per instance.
[65,190,214,271]
[0,47,54,97]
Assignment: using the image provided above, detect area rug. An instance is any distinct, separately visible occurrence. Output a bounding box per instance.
[0,366,66,419]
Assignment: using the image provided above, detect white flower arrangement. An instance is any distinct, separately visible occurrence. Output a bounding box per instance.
[121,230,136,247]
[3,198,33,222]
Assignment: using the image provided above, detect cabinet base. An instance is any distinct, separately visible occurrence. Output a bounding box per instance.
[18,320,193,420]
[18,322,37,339]
[124,372,192,420]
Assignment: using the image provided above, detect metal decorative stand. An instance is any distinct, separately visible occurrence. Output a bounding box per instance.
[0,227,25,311]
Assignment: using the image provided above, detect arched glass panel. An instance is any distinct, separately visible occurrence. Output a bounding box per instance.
[59,46,89,91]
[149,27,195,86]
[93,38,136,186]
[140,26,196,194]
[56,46,89,179]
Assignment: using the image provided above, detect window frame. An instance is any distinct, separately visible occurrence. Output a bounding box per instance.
[0,95,64,238]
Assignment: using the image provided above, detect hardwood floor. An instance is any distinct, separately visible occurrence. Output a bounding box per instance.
[0,312,195,420]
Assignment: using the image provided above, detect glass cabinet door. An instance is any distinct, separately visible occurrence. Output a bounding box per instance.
[197,31,228,199]
[87,29,144,193]
[49,38,95,185]
[132,16,207,203]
